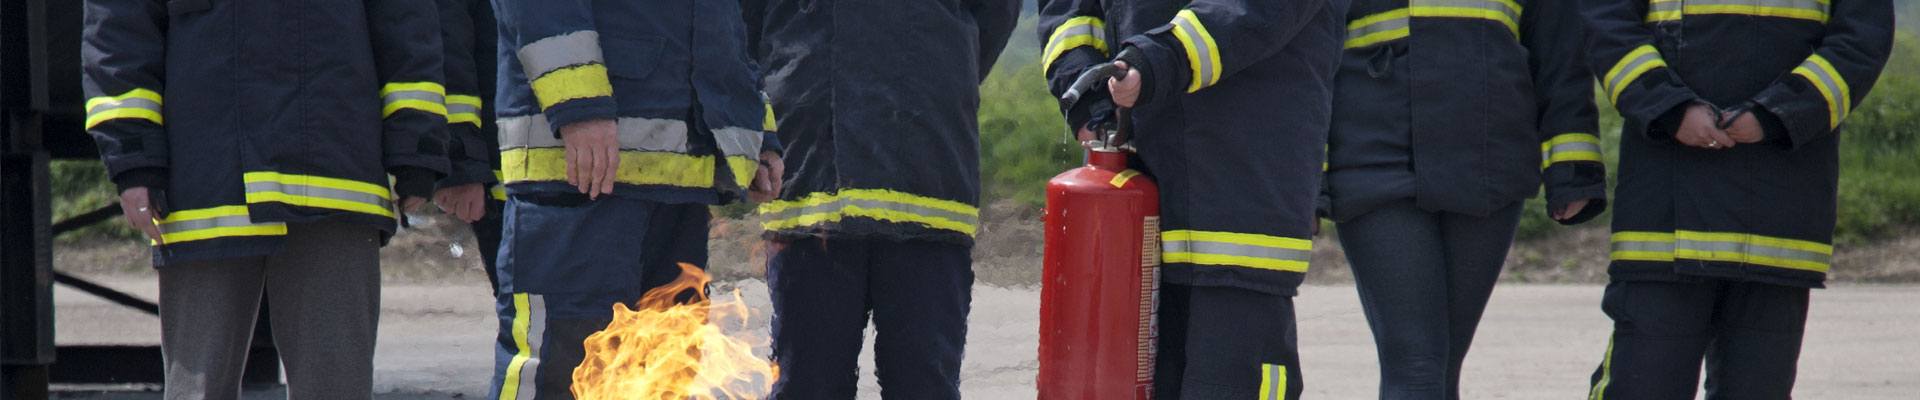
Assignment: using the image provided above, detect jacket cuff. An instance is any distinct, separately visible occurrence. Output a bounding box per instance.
[1121,31,1186,108]
[542,98,619,139]
[1751,106,1791,146]
[392,167,440,200]
[437,160,496,190]
[1543,162,1608,225]
[760,131,784,157]
[1650,101,1691,141]
[112,168,168,193]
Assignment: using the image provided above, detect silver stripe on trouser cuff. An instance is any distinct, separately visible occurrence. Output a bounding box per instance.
[89,97,162,117]
[383,91,445,107]
[1347,15,1409,40]
[1796,60,1848,113]
[515,294,547,400]
[1610,241,1675,253]
[1171,16,1215,87]
[1161,240,1313,262]
[761,198,979,227]
[497,114,692,152]
[158,215,263,234]
[1675,239,1831,264]
[1606,51,1663,96]
[517,30,606,79]
[244,182,394,210]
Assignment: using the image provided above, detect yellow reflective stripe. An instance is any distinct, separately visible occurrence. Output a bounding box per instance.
[1410,0,1523,36]
[1042,16,1109,73]
[1603,45,1667,104]
[1609,230,1832,272]
[85,89,165,129]
[1589,337,1616,400]
[1540,133,1604,169]
[1609,231,1676,262]
[1792,54,1851,130]
[498,147,730,189]
[1649,0,1830,23]
[243,172,393,200]
[1169,9,1223,93]
[381,82,449,118]
[497,293,533,400]
[1161,230,1313,273]
[759,188,980,237]
[763,101,778,132]
[1258,364,1289,400]
[242,172,396,218]
[1344,9,1411,49]
[447,94,484,127]
[1681,4,1827,22]
[491,185,508,201]
[529,64,614,110]
[243,192,394,218]
[152,205,287,244]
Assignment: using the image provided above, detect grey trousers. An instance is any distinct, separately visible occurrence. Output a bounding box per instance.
[159,222,382,400]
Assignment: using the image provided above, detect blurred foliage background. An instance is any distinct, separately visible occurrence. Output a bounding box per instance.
[52,8,1920,247]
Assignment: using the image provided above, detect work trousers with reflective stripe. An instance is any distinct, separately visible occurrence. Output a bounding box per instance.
[158,222,381,400]
[1587,279,1810,400]
[766,237,973,400]
[1156,283,1304,400]
[473,198,506,294]
[488,196,711,400]
[1338,199,1523,400]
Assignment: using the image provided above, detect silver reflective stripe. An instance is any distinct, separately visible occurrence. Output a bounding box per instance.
[88,97,162,117]
[1675,239,1832,264]
[1265,365,1284,400]
[1044,22,1107,58]
[498,115,689,152]
[1162,240,1313,263]
[1649,0,1681,15]
[1681,0,1827,12]
[1611,240,1675,253]
[517,31,605,79]
[1605,51,1663,98]
[760,197,979,228]
[158,215,258,234]
[244,181,394,210]
[1546,142,1603,157]
[447,102,481,116]
[1348,15,1409,40]
[712,127,764,159]
[1796,59,1848,115]
[383,90,445,106]
[514,294,546,400]
[1170,16,1216,88]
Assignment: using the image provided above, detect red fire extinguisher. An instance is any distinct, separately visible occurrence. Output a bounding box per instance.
[1039,58,1159,400]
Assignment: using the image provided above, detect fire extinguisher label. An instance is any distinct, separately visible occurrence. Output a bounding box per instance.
[1139,216,1161,388]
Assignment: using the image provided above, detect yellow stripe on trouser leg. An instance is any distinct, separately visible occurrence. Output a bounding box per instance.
[1589,337,1615,400]
[498,293,533,400]
[530,64,614,110]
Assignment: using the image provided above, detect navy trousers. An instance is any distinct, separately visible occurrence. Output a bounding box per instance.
[487,194,711,400]
[1587,279,1810,400]
[766,237,973,400]
[1155,283,1304,400]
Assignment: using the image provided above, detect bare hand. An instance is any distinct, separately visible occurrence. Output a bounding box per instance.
[401,197,430,214]
[433,184,488,223]
[118,187,164,244]
[1553,199,1590,221]
[561,119,620,198]
[1674,104,1734,150]
[1076,127,1098,149]
[749,151,785,203]
[1722,111,1765,144]
[1108,61,1142,108]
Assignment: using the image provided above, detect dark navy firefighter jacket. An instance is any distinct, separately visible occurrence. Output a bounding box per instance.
[82,0,450,265]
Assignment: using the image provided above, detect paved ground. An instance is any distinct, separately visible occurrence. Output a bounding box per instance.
[49,277,1920,399]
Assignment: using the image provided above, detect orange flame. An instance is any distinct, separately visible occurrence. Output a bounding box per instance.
[572,263,780,399]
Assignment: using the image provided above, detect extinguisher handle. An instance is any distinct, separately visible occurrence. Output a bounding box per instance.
[1059,49,1138,149]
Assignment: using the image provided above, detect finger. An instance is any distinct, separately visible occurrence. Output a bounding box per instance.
[1706,129,1737,150]
[599,146,619,196]
[567,145,584,191]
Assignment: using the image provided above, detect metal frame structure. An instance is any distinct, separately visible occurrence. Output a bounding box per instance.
[2,1,279,397]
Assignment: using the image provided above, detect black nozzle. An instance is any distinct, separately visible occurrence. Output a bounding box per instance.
[1058,48,1137,109]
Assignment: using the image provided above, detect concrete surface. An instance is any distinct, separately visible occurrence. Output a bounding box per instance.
[48,277,1920,399]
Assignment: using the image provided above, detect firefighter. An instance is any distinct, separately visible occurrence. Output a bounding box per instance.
[1040,0,1344,398]
[1581,0,1892,398]
[432,0,506,292]
[742,0,1020,397]
[81,0,446,397]
[484,0,783,397]
[1322,0,1606,397]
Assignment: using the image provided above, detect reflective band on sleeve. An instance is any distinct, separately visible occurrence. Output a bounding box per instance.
[517,31,605,80]
[496,293,546,400]
[1041,16,1109,73]
[1410,0,1523,35]
[1345,9,1411,49]
[153,205,287,244]
[1646,0,1830,23]
[85,88,164,129]
[1161,230,1312,273]
[242,172,396,218]
[1609,230,1832,273]
[490,170,508,201]
[759,189,980,237]
[447,94,484,127]
[381,82,448,118]
[1540,133,1604,169]
[1168,10,1223,93]
[496,115,762,158]
[1792,54,1852,130]
[1259,364,1289,400]
[1603,45,1668,104]
[529,64,614,110]
[763,101,778,132]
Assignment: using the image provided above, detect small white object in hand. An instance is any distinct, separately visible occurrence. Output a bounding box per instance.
[450,243,465,258]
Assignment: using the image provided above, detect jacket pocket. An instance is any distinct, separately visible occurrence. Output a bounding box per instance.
[601,34,665,81]
[167,0,211,15]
